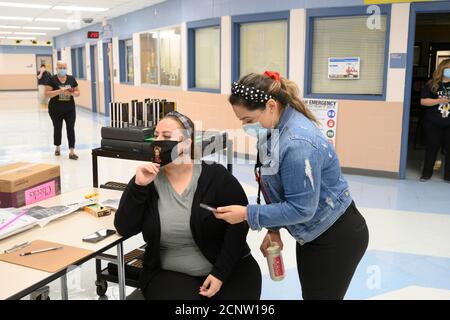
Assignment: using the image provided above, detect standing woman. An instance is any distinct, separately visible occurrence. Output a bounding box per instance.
[420,59,450,182]
[215,71,369,300]
[45,61,80,160]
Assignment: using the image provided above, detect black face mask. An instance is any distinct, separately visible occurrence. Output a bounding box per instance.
[149,140,181,167]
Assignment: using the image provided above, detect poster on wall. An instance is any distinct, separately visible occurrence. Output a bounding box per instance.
[328,57,360,79]
[303,99,338,147]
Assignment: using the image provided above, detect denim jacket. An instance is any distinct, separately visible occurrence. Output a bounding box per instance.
[246,106,353,244]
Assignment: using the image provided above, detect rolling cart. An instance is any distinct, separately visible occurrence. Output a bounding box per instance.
[91,131,233,296]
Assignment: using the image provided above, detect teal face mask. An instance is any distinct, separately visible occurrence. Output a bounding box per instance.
[57,69,67,77]
[243,122,267,137]
[443,68,450,79]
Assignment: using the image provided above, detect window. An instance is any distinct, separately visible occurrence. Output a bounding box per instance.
[140,32,158,84]
[188,23,220,91]
[71,47,85,79]
[239,21,288,78]
[140,27,181,86]
[120,39,134,83]
[306,7,390,99]
[159,27,181,86]
[233,12,289,81]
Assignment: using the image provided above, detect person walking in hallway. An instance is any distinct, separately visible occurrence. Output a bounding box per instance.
[45,60,80,160]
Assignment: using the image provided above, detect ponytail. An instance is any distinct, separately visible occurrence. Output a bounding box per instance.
[229,72,317,124]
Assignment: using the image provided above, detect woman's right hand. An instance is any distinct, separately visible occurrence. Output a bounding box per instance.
[135,163,160,186]
[438,97,450,104]
[260,230,284,257]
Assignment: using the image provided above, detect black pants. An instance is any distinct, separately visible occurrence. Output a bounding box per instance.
[143,255,262,300]
[296,202,369,300]
[49,106,76,149]
[422,119,450,180]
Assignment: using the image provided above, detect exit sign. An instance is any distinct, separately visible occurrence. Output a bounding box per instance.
[87,31,100,39]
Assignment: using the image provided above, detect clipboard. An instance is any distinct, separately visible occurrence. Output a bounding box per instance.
[0,240,93,273]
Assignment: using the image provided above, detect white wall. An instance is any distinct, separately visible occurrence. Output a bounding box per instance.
[289,8,306,97]
[220,16,232,94]
[132,32,141,86]
[97,40,104,83]
[112,37,120,84]
[85,43,91,81]
[0,54,35,74]
[386,3,410,102]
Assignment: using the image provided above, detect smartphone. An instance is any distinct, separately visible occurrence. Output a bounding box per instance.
[82,229,116,243]
[200,203,217,213]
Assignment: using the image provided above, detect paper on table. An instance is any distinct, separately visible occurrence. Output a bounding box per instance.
[0,209,38,240]
[0,200,96,239]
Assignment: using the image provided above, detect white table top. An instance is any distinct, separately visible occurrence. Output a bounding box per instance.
[0,187,124,300]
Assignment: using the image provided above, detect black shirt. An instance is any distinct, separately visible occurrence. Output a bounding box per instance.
[37,70,51,85]
[114,162,251,289]
[421,81,450,124]
[46,75,78,110]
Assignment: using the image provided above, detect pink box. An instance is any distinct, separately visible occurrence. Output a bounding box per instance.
[0,177,61,208]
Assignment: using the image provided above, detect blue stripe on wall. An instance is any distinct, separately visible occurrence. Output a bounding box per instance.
[54,0,365,48]
[0,45,52,55]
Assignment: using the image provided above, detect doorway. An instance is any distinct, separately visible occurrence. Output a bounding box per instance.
[36,55,53,74]
[404,10,450,180]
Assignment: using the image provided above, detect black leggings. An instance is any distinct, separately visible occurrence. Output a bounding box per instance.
[296,201,369,300]
[422,119,450,180]
[143,255,262,300]
[49,106,76,149]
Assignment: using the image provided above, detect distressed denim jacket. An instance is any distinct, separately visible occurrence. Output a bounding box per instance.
[246,106,353,244]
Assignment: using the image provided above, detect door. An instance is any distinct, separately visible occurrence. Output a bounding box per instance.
[90,45,99,113]
[36,55,53,74]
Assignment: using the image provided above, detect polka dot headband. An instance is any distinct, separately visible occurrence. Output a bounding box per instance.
[231,82,273,103]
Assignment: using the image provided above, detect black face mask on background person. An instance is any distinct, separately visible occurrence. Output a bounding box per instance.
[149,140,181,167]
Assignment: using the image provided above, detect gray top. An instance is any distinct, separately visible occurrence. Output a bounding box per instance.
[154,164,213,277]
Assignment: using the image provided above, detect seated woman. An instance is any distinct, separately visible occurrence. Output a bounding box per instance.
[114,111,262,300]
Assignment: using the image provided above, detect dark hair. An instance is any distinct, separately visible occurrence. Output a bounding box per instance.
[40,64,46,68]
[229,73,317,123]
[163,113,196,159]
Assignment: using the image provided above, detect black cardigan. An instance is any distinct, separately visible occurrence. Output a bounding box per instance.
[114,162,251,290]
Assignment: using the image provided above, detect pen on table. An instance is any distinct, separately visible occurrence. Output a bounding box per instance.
[4,241,30,254]
[20,246,63,256]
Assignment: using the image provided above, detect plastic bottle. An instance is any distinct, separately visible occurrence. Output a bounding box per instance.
[266,240,285,281]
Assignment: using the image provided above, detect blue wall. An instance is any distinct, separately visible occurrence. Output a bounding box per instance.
[0,45,52,55]
[54,0,364,48]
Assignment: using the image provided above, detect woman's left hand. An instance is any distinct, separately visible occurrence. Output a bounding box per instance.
[199,274,223,298]
[214,205,247,224]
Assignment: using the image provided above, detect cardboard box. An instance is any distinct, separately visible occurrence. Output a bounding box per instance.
[0,162,61,208]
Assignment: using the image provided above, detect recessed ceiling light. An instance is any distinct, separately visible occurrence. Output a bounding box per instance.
[0,30,12,34]
[15,32,46,36]
[7,36,36,40]
[52,5,109,12]
[35,18,80,23]
[0,25,20,29]
[23,26,61,31]
[0,2,51,9]
[0,16,33,22]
